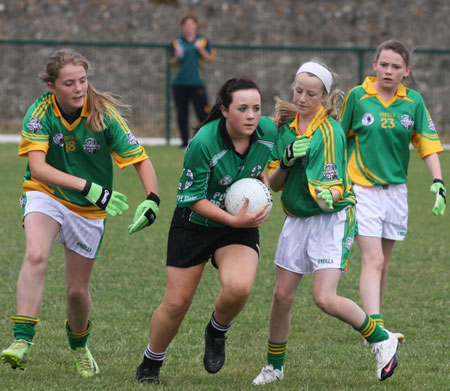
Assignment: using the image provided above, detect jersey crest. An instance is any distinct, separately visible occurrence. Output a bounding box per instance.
[219,175,232,186]
[361,113,374,126]
[127,131,139,145]
[400,114,414,130]
[428,118,436,132]
[26,117,43,133]
[323,163,338,179]
[83,138,101,154]
[53,133,64,147]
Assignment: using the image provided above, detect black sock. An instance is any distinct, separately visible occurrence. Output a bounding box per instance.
[142,345,165,368]
[206,312,231,338]
[142,355,162,368]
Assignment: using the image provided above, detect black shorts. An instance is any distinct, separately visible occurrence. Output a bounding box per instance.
[166,207,260,268]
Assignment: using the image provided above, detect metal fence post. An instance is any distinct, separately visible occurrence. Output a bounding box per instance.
[165,46,172,145]
[358,49,364,84]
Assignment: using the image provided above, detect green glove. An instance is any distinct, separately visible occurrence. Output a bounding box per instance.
[81,181,128,216]
[430,179,446,216]
[128,192,160,234]
[315,187,334,210]
[280,138,311,169]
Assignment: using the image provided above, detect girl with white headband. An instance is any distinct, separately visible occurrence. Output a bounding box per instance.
[252,60,400,385]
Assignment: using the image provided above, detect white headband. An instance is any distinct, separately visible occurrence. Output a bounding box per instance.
[296,62,333,94]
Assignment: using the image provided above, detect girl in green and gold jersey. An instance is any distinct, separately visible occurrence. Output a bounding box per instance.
[253,61,400,385]
[340,39,446,341]
[1,49,159,377]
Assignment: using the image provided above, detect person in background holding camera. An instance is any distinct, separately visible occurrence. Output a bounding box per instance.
[170,13,216,148]
[252,61,400,385]
[0,49,159,378]
[340,39,446,341]
[135,77,277,384]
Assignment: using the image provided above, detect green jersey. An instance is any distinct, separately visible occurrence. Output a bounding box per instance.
[19,92,149,219]
[268,108,355,218]
[340,77,443,186]
[176,116,278,227]
[171,34,215,87]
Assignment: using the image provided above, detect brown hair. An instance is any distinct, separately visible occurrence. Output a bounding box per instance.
[373,39,414,82]
[192,77,261,134]
[180,13,199,26]
[39,48,128,132]
[374,39,411,66]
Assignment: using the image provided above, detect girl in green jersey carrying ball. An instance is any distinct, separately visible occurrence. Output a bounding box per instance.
[136,77,277,384]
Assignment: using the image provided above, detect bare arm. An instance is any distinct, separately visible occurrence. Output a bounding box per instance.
[259,169,269,187]
[329,188,342,203]
[133,159,159,196]
[326,187,342,206]
[268,165,289,192]
[424,153,443,180]
[28,150,87,191]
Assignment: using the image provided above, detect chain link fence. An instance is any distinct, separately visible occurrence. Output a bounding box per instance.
[1,40,449,142]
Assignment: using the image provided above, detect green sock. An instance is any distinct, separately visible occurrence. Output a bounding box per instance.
[370,314,384,328]
[356,314,388,344]
[66,320,92,350]
[267,339,287,370]
[12,315,39,343]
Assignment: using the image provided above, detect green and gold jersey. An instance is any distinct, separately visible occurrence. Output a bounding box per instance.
[19,92,149,219]
[176,116,278,227]
[171,34,215,87]
[340,77,443,187]
[268,108,355,218]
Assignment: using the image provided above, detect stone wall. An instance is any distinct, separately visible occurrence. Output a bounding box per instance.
[1,0,449,139]
[1,0,449,48]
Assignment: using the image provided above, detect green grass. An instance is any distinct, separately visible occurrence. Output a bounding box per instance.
[0,143,449,390]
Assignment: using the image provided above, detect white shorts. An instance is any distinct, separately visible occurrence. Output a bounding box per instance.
[274,207,356,274]
[353,184,408,241]
[22,191,105,259]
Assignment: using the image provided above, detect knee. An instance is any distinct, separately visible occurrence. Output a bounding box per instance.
[163,295,193,318]
[23,246,48,271]
[224,281,253,304]
[66,287,89,305]
[273,287,296,310]
[362,254,385,271]
[313,291,335,313]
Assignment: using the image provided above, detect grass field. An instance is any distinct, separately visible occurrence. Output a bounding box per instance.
[0,143,448,391]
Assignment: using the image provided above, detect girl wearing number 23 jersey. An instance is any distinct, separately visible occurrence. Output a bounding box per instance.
[340,39,446,342]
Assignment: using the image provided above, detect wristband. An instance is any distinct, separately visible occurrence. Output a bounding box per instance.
[81,180,92,196]
[279,159,290,170]
[147,192,160,206]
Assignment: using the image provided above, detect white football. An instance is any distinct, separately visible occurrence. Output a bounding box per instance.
[225,178,273,216]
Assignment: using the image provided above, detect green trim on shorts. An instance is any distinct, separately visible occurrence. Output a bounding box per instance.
[341,206,357,271]
[93,219,106,259]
